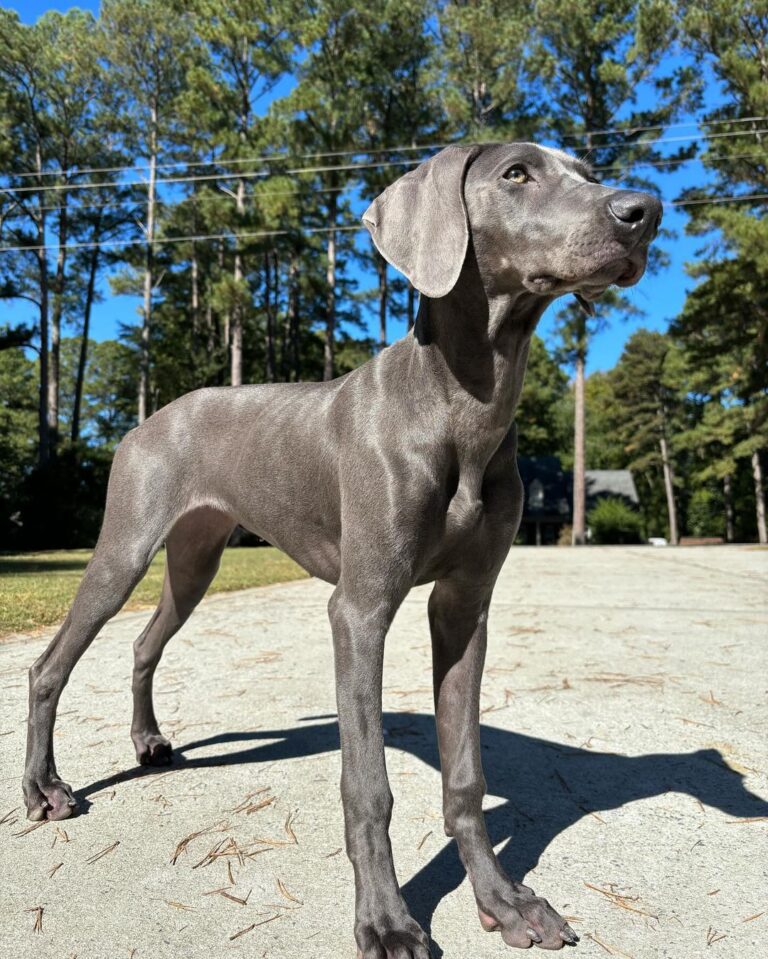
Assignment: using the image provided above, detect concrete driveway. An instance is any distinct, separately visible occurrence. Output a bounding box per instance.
[1,546,766,959]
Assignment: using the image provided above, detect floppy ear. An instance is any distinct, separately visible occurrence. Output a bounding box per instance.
[362,144,481,299]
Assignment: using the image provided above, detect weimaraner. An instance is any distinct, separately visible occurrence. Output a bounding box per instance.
[24,142,661,955]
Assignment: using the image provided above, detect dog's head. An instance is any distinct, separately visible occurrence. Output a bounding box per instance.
[363,142,662,312]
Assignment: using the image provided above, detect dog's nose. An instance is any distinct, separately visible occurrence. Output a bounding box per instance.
[607,191,662,237]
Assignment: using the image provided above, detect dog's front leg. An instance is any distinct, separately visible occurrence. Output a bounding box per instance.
[329,582,430,959]
[429,577,579,951]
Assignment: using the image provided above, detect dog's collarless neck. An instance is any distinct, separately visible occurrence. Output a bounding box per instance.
[410,271,553,419]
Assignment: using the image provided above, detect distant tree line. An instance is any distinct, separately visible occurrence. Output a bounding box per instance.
[0,0,765,549]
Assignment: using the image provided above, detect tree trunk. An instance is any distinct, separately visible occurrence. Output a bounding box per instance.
[659,429,679,545]
[72,240,100,443]
[571,344,587,545]
[272,250,280,376]
[324,190,337,382]
[36,236,50,468]
[139,106,158,424]
[264,250,276,383]
[723,473,735,543]
[191,240,200,335]
[641,472,654,540]
[190,179,201,337]
[231,44,252,387]
[231,175,246,387]
[377,254,388,352]
[35,143,50,468]
[218,239,229,355]
[48,193,68,458]
[288,252,300,382]
[407,283,416,331]
[751,449,767,544]
[206,298,216,365]
[280,259,290,381]
[570,130,596,547]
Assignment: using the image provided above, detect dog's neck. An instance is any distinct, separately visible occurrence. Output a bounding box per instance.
[410,254,553,437]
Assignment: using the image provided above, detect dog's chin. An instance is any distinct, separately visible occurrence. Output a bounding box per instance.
[524,251,647,297]
[610,255,646,288]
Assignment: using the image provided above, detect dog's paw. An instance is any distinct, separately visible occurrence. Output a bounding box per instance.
[355,911,431,959]
[477,885,578,950]
[23,776,78,821]
[133,731,173,766]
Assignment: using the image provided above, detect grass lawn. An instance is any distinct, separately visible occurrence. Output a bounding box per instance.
[0,547,308,638]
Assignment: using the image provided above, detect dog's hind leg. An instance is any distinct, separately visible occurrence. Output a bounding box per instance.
[23,434,182,821]
[131,506,234,766]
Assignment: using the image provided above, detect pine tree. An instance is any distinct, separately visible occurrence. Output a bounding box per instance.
[356,0,437,351]
[516,335,570,457]
[673,258,768,542]
[0,9,108,461]
[436,0,536,140]
[275,2,391,379]
[610,329,685,543]
[529,0,695,543]
[676,0,768,542]
[0,344,37,542]
[182,1,294,386]
[99,0,197,422]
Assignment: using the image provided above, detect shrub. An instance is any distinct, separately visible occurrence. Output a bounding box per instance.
[587,497,643,545]
[557,524,573,546]
[687,486,724,538]
[9,444,113,550]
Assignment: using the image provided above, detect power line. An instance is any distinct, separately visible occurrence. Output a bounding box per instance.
[7,114,768,183]
[0,223,362,255]
[5,183,352,217]
[668,191,768,207]
[1,192,765,256]
[558,114,768,142]
[2,126,768,199]
[594,148,768,177]
[0,156,423,197]
[0,144,444,182]
[2,148,765,225]
[593,125,768,153]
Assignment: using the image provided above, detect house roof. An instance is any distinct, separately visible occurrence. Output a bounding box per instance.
[517,457,639,521]
[585,470,640,509]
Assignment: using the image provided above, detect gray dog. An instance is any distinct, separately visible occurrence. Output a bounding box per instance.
[24,143,661,955]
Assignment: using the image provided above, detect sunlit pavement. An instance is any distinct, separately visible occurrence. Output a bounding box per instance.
[1,546,766,959]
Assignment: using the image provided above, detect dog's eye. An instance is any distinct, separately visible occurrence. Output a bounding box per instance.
[504,165,529,184]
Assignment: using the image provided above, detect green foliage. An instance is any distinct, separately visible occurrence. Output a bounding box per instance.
[686,485,723,538]
[436,0,534,139]
[0,0,764,549]
[516,335,570,456]
[99,0,198,140]
[528,0,697,543]
[608,329,689,540]
[674,1,768,542]
[610,330,681,472]
[13,445,114,550]
[583,372,625,470]
[587,496,643,544]
[0,344,37,541]
[531,0,695,153]
[59,339,138,447]
[679,0,768,199]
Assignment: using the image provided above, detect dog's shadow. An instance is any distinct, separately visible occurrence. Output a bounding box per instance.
[79,714,768,957]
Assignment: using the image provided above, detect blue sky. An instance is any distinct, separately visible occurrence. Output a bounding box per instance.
[4,0,720,374]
